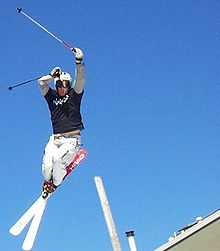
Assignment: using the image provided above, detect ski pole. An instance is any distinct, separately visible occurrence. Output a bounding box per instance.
[8,76,42,91]
[16,8,76,52]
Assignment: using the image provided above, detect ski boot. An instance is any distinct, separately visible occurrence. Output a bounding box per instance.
[42,180,57,199]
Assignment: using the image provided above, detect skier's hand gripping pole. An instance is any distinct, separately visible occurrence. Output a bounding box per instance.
[50,67,61,78]
[71,47,84,64]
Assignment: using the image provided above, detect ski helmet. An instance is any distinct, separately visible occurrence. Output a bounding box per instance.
[60,72,72,82]
[54,72,72,89]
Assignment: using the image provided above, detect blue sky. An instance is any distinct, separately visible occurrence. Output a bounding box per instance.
[1,0,220,250]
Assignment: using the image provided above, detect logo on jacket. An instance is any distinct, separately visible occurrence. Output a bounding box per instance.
[53,95,69,106]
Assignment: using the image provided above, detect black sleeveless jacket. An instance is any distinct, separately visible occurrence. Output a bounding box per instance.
[45,87,84,134]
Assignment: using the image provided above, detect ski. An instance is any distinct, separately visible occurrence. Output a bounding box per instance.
[65,148,87,176]
[22,198,47,251]
[10,193,51,251]
[10,148,87,250]
[9,196,42,236]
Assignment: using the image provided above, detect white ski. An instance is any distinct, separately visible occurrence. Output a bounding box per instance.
[22,198,47,251]
[9,193,51,251]
[10,148,87,250]
[9,196,42,236]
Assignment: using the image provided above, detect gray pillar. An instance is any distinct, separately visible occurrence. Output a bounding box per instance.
[95,176,122,251]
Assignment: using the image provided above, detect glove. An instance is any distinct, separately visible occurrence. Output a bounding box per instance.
[50,67,61,78]
[72,47,84,64]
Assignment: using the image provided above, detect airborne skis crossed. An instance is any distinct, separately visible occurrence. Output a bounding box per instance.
[10,149,87,251]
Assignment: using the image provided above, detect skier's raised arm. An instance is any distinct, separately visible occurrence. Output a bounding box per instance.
[38,67,61,96]
[71,48,85,94]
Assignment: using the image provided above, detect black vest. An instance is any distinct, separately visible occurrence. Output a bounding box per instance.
[45,88,84,134]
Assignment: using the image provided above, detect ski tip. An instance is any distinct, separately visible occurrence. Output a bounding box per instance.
[16,7,22,13]
[22,243,32,251]
[9,227,20,236]
[22,238,35,251]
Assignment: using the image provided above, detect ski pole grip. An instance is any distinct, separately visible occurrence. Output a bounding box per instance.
[17,7,22,13]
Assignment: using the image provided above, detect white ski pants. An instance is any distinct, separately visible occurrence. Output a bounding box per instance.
[42,135,81,186]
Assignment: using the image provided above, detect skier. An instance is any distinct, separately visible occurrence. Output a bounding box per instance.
[38,47,85,194]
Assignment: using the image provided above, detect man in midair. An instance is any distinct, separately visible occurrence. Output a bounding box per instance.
[38,48,85,194]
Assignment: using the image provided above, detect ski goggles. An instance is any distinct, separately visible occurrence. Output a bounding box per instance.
[55,80,69,89]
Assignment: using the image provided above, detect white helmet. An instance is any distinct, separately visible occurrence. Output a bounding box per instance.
[54,72,72,89]
[60,72,72,82]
